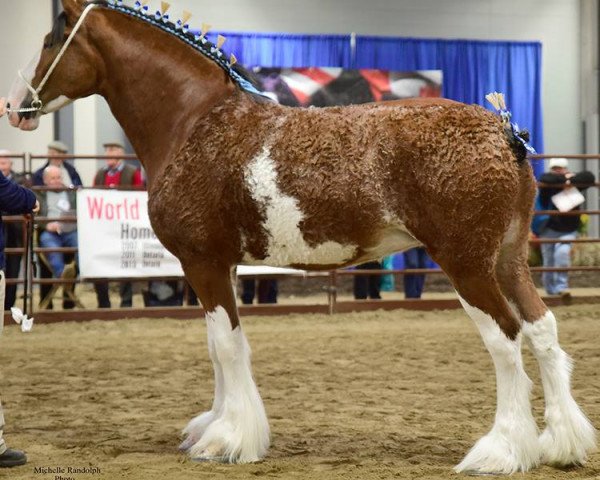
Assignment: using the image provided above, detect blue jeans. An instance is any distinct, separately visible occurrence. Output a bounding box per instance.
[39,230,78,277]
[540,228,576,295]
[403,248,429,299]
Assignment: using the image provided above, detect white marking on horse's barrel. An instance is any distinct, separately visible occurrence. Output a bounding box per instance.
[244,145,357,266]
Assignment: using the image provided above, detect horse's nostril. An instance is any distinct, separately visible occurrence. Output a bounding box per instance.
[6,102,10,110]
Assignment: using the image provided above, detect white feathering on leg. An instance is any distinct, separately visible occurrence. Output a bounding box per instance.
[523,310,597,466]
[188,306,269,463]
[180,321,225,451]
[455,296,541,474]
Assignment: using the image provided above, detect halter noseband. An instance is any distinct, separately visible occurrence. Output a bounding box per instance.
[7,3,98,114]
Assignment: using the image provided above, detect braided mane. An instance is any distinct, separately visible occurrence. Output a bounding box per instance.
[85,0,267,98]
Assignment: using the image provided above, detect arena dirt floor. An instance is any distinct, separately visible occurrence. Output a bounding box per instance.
[1,304,599,480]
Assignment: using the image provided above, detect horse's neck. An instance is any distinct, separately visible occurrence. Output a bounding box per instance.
[93,14,236,183]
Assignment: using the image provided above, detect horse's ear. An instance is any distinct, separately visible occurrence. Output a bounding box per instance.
[61,0,84,17]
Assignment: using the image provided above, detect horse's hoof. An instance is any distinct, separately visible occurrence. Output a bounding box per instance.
[191,454,230,464]
[178,437,196,452]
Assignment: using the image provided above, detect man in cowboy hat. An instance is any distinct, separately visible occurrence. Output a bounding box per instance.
[32,140,83,188]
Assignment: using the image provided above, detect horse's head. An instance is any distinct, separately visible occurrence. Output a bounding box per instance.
[7,0,103,131]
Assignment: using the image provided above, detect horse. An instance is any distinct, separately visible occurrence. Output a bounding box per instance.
[1,0,596,474]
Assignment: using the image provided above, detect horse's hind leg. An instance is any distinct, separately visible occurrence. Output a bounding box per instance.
[179,316,225,451]
[442,262,540,474]
[180,262,269,463]
[496,224,597,466]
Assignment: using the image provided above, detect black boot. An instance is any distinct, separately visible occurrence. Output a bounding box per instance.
[0,448,27,467]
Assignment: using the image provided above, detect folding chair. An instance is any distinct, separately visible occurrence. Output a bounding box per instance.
[36,228,85,310]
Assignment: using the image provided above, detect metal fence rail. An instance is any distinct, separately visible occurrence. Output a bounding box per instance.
[0,153,599,323]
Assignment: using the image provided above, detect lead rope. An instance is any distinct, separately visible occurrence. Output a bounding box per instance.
[22,212,35,317]
[7,3,97,114]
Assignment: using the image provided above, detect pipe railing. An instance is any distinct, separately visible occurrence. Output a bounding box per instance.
[0,153,598,318]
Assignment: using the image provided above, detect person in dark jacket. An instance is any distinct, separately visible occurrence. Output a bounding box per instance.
[538,158,596,296]
[0,152,27,310]
[0,100,39,467]
[32,141,83,188]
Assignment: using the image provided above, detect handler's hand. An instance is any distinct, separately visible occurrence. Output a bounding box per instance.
[0,97,7,117]
[32,200,40,214]
[46,221,61,233]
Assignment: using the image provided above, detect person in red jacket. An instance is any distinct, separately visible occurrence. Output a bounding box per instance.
[93,141,144,308]
[0,95,40,467]
[93,141,144,188]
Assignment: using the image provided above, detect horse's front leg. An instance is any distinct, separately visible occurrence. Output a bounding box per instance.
[180,262,270,463]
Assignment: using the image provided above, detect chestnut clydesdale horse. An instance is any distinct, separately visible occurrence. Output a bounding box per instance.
[1,0,596,474]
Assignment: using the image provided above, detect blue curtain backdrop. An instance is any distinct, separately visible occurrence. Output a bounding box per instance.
[355,36,544,175]
[216,32,353,69]
[217,32,543,175]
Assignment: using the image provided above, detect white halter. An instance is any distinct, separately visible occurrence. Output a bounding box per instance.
[8,3,97,114]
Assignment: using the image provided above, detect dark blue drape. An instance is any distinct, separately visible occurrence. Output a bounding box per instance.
[355,37,544,175]
[215,32,353,68]
[214,32,543,175]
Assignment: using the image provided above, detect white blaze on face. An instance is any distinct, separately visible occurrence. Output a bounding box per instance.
[7,50,42,129]
[6,50,71,130]
[244,145,357,266]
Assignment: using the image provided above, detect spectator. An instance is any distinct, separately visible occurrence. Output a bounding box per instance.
[36,166,78,309]
[538,158,596,297]
[93,141,144,308]
[403,247,429,299]
[353,261,382,300]
[0,151,27,310]
[32,141,82,188]
[241,278,278,304]
[93,141,144,188]
[36,166,78,277]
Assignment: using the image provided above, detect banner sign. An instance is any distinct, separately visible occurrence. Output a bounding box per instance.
[77,189,184,278]
[252,68,442,107]
[77,189,304,279]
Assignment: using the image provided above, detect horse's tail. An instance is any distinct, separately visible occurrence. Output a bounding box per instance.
[485,91,534,166]
[506,125,530,165]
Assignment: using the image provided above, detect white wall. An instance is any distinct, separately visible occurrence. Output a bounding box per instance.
[175,0,580,154]
[0,0,584,165]
[0,0,53,164]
